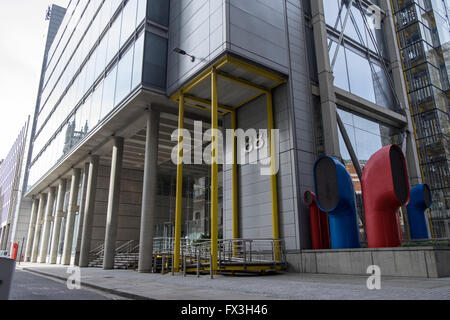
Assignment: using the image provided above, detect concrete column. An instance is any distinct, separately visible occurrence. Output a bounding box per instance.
[49,179,67,264]
[79,156,99,268]
[31,193,47,263]
[0,227,6,250]
[381,0,422,187]
[103,137,124,270]
[24,198,39,262]
[138,109,160,273]
[38,187,56,263]
[61,168,81,265]
[74,162,90,266]
[311,0,341,158]
[3,224,11,251]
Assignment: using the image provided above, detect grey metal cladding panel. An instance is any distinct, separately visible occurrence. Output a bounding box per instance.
[229,2,285,47]
[167,0,226,95]
[287,0,301,8]
[228,0,289,72]
[229,0,284,26]
[221,88,299,249]
[241,225,272,239]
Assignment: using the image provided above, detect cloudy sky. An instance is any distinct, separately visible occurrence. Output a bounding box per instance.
[0,0,68,160]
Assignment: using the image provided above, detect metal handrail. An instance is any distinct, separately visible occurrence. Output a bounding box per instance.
[116,240,138,254]
[173,238,286,269]
[89,243,104,256]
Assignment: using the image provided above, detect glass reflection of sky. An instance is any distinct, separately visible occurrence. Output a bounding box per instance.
[338,109,399,164]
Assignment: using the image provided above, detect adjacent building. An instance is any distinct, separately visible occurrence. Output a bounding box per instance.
[0,121,29,252]
[391,0,450,238]
[4,4,66,255]
[13,0,444,272]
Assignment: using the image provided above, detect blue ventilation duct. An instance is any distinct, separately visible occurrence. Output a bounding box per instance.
[313,156,361,249]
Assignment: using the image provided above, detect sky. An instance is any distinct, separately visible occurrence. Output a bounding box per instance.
[0,0,68,160]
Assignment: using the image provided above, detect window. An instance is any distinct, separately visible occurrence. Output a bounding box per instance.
[147,0,170,26]
[120,0,138,48]
[106,12,123,66]
[89,81,104,126]
[100,64,117,119]
[346,49,375,103]
[143,32,168,89]
[132,31,144,89]
[115,45,134,105]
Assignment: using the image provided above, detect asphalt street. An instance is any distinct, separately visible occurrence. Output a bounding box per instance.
[9,270,124,300]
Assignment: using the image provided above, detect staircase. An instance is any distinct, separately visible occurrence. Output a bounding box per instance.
[88,240,139,269]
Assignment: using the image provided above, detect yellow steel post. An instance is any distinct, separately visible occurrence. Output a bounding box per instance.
[231,111,239,256]
[266,90,280,261]
[174,94,185,272]
[211,69,219,273]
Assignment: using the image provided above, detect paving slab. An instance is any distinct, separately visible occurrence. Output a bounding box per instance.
[16,263,450,300]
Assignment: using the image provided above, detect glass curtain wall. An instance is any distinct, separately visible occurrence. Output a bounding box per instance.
[155,165,224,247]
[337,108,404,237]
[322,0,414,239]
[29,0,147,188]
[324,0,399,111]
[154,118,224,248]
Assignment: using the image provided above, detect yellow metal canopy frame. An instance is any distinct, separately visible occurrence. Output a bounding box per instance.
[170,55,286,273]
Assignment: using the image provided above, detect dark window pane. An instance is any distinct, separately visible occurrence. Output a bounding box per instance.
[147,0,170,26]
[143,32,168,89]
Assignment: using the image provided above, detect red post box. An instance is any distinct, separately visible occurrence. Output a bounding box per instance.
[11,243,19,261]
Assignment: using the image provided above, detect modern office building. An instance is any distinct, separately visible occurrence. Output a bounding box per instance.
[391,0,450,238]
[5,4,67,256]
[0,121,29,252]
[18,0,433,272]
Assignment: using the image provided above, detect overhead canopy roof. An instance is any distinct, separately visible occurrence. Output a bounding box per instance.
[171,55,287,116]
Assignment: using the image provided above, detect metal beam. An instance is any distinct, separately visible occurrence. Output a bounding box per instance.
[266,91,280,261]
[231,111,239,242]
[211,69,219,274]
[226,55,285,83]
[174,94,184,272]
[184,94,235,112]
[216,70,268,93]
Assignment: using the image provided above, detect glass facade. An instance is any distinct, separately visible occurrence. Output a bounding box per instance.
[337,108,404,233]
[0,123,28,226]
[324,0,399,111]
[337,108,403,168]
[155,162,224,242]
[28,0,169,189]
[392,0,450,236]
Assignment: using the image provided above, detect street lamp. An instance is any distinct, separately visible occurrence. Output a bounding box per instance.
[173,47,195,62]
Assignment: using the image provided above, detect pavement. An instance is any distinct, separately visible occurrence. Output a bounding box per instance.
[15,263,450,300]
[10,269,126,300]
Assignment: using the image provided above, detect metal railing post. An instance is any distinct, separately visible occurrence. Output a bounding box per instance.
[210,253,214,279]
[152,255,155,273]
[172,251,175,276]
[197,251,200,278]
[219,242,222,268]
[161,255,165,274]
[272,241,275,262]
[243,241,247,264]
